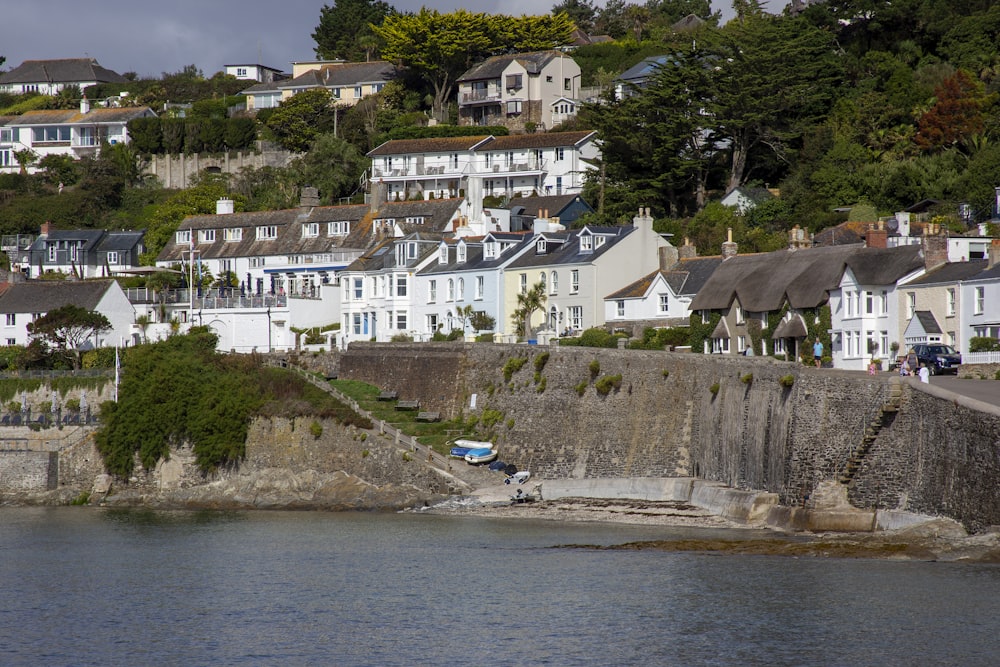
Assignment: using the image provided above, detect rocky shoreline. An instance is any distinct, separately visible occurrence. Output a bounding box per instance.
[416,484,1000,563]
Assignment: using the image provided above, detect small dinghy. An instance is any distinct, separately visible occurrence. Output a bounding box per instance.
[464,447,498,464]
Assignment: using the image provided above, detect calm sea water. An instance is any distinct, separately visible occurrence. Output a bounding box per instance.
[1,507,998,667]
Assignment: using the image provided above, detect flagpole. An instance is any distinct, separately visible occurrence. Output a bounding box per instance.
[114,347,120,402]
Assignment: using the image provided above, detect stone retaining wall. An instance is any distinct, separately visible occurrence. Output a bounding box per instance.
[339,342,1000,531]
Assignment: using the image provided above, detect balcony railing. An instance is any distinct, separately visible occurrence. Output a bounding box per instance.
[370,164,466,179]
[125,287,288,309]
[459,90,502,104]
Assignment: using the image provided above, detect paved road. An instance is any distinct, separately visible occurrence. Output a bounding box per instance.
[914,374,1000,406]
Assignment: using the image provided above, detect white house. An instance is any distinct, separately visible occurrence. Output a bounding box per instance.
[338,234,443,343]
[367,130,598,205]
[412,232,534,340]
[0,279,135,349]
[225,63,285,83]
[603,247,722,334]
[0,58,127,95]
[456,50,582,132]
[242,61,397,111]
[501,209,672,336]
[0,98,156,174]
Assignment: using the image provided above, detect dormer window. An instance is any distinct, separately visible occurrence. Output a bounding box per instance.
[407,242,417,259]
[536,239,547,254]
[439,245,448,264]
[580,234,593,252]
[176,230,191,246]
[484,241,497,259]
[594,236,606,248]
[328,221,350,236]
[256,225,278,240]
[303,222,319,238]
[199,230,215,244]
[224,228,242,242]
[457,243,467,263]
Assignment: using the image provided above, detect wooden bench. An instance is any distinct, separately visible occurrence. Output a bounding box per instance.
[415,411,440,423]
[395,400,420,411]
[377,391,398,401]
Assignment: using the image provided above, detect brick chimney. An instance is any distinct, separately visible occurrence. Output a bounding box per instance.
[866,220,888,248]
[40,221,53,236]
[678,236,697,259]
[921,222,948,270]
[988,239,1000,270]
[721,227,738,260]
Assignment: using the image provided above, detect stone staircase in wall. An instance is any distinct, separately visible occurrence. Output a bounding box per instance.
[838,377,903,486]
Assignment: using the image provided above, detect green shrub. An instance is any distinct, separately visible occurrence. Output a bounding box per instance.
[309,420,323,439]
[589,359,601,378]
[575,380,588,396]
[662,369,670,378]
[994,370,1000,381]
[476,333,495,342]
[390,333,414,342]
[70,491,91,506]
[361,449,370,458]
[741,373,753,385]
[6,401,20,413]
[779,374,795,388]
[65,398,81,412]
[594,374,622,396]
[402,452,412,461]
[506,418,516,429]
[502,356,528,382]
[481,409,504,429]
[970,337,1000,352]
[536,377,546,393]
[709,382,720,396]
[534,351,550,373]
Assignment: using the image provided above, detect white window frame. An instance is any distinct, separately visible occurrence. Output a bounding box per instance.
[947,288,956,316]
[659,294,669,314]
[550,271,558,295]
[428,280,437,303]
[303,223,319,238]
[475,276,484,300]
[975,286,984,315]
[570,270,579,294]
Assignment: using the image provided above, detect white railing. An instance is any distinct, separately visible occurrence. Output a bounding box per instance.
[962,351,1000,365]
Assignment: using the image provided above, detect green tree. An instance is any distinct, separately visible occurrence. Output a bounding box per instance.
[312,0,393,61]
[552,0,597,33]
[711,15,843,190]
[288,133,369,204]
[26,304,112,370]
[265,88,337,152]
[511,281,547,338]
[374,9,573,122]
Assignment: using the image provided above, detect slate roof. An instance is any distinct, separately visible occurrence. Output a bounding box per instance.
[914,310,942,334]
[419,234,535,276]
[904,260,987,286]
[605,256,723,300]
[773,313,808,339]
[457,51,572,82]
[9,107,155,126]
[95,231,144,253]
[689,244,924,312]
[617,56,671,83]
[506,225,633,269]
[367,135,492,157]
[0,59,127,86]
[373,199,463,235]
[0,280,115,313]
[157,204,371,263]
[28,229,106,252]
[506,194,592,218]
[476,131,596,151]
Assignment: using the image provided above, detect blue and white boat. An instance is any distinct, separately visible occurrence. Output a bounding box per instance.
[449,439,493,459]
[463,447,498,464]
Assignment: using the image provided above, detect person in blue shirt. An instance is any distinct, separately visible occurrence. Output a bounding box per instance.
[813,338,823,368]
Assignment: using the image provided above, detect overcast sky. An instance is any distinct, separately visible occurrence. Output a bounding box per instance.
[3,1,775,80]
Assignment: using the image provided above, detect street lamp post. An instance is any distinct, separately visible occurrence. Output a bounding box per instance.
[266,306,271,353]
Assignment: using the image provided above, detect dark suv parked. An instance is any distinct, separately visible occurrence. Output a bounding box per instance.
[913,343,962,375]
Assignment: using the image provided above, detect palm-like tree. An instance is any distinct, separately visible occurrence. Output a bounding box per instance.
[511,282,547,339]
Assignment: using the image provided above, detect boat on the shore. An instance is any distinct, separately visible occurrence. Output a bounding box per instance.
[464,447,498,464]
[448,438,493,459]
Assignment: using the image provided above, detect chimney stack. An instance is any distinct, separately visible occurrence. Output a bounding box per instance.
[721,227,738,259]
[40,221,53,236]
[299,187,320,208]
[216,198,234,215]
[658,245,678,271]
[921,223,948,270]
[866,221,888,248]
[80,95,90,114]
[989,239,1000,270]
[678,236,697,259]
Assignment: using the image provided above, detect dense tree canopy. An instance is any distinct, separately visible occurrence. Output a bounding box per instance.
[27,305,112,370]
[312,0,393,61]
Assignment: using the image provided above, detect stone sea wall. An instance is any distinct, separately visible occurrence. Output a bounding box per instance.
[339,342,1000,531]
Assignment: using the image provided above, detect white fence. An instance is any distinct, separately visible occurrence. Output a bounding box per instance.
[962,351,1000,365]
